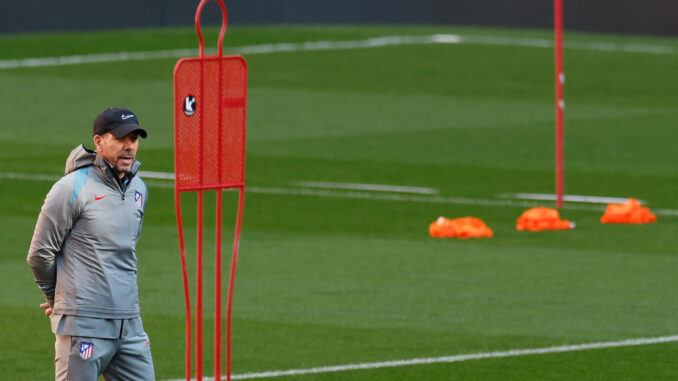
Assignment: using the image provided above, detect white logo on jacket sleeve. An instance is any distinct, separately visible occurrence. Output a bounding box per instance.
[135,191,143,208]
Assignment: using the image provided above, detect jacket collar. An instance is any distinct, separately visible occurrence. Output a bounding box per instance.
[94,155,142,192]
[64,144,96,175]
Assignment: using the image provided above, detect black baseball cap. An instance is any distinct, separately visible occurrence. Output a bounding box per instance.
[93,107,148,139]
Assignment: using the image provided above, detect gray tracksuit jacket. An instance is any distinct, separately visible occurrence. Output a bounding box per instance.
[27,145,148,322]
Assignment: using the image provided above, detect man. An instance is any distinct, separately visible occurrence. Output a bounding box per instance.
[27,107,155,380]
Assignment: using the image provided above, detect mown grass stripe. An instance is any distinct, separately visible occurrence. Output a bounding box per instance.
[5,171,677,216]
[1,34,676,70]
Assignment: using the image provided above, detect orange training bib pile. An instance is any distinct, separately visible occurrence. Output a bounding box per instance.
[516,207,573,231]
[600,198,656,224]
[429,216,494,239]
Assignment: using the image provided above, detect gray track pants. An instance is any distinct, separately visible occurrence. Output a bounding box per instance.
[55,333,155,381]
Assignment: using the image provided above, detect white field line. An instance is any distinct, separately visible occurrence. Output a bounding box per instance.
[0,171,61,181]
[138,170,176,180]
[502,192,646,205]
[292,180,439,195]
[254,187,677,217]
[457,35,678,54]
[2,33,677,70]
[249,185,594,209]
[138,182,678,217]
[165,335,678,381]
[4,171,678,216]
[142,181,593,210]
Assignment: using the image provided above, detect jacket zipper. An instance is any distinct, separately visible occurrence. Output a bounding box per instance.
[99,159,133,200]
[108,167,126,200]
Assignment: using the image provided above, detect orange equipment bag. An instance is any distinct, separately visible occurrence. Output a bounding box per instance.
[516,207,573,231]
[429,216,494,239]
[600,198,656,224]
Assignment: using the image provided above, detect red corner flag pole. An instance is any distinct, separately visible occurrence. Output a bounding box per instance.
[174,1,248,380]
[554,0,565,208]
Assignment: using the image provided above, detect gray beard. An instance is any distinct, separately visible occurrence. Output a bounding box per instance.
[115,165,131,174]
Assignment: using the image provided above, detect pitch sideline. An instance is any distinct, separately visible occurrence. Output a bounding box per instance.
[165,334,678,380]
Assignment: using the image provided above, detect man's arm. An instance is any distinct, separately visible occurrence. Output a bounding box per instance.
[27,178,77,307]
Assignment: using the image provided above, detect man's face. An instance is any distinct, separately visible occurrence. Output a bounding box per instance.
[94,131,139,177]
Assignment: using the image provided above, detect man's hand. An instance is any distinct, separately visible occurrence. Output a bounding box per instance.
[40,302,53,317]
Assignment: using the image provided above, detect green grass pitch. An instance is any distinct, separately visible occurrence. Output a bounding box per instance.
[1,25,678,379]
